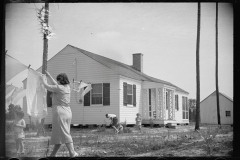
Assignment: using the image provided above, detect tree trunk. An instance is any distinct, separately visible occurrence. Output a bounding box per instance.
[37,3,49,137]
[215,2,221,127]
[195,2,201,131]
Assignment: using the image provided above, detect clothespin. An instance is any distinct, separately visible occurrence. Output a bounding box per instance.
[28,65,31,69]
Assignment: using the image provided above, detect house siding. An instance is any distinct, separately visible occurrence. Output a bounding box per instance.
[200,92,233,125]
[119,76,142,124]
[22,46,120,125]
[174,91,189,124]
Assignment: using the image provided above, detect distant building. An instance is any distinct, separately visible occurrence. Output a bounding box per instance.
[200,91,233,125]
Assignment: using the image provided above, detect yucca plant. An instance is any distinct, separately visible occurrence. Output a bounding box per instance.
[197,125,219,155]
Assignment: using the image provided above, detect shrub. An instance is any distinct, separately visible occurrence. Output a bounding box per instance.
[6,120,14,132]
[121,120,133,133]
[197,125,219,155]
[97,124,106,132]
[149,118,154,128]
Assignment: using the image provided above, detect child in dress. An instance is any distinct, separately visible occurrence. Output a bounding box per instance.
[13,109,26,154]
[135,113,142,131]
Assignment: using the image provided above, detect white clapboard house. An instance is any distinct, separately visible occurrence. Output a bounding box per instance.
[22,44,189,126]
[200,91,233,125]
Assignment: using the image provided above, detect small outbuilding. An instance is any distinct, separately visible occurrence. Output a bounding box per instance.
[200,91,233,125]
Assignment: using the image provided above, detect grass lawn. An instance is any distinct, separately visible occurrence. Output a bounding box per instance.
[5,123,233,158]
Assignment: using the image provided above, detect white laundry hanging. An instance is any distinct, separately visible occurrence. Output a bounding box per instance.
[11,88,26,105]
[81,84,92,97]
[26,69,48,119]
[72,80,92,103]
[6,85,17,110]
[72,80,88,92]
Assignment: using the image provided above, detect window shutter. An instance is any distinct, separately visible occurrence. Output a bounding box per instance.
[186,97,188,110]
[123,82,127,106]
[175,95,178,110]
[177,95,179,110]
[133,84,136,106]
[84,87,90,106]
[186,97,189,119]
[182,96,185,119]
[103,83,110,106]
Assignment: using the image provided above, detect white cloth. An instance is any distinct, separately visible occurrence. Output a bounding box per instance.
[6,54,28,82]
[107,114,116,118]
[6,84,16,96]
[6,85,16,110]
[81,84,92,97]
[26,69,48,119]
[12,88,26,105]
[72,80,88,92]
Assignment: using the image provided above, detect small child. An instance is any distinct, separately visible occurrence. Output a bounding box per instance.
[106,114,122,134]
[13,109,26,154]
[135,113,142,131]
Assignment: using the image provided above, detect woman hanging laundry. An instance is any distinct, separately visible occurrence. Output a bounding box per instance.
[40,71,79,157]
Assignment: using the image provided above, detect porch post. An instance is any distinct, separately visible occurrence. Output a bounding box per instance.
[142,89,148,120]
[168,90,174,120]
[157,88,164,120]
[163,88,166,120]
[172,91,175,120]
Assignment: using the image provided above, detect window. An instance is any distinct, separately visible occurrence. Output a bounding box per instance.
[182,96,188,119]
[123,82,136,106]
[175,95,179,110]
[84,83,110,106]
[91,84,102,105]
[226,111,231,117]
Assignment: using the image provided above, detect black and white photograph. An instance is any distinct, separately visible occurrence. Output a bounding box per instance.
[5,2,233,158]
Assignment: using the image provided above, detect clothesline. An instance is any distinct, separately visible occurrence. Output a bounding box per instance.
[73,79,91,84]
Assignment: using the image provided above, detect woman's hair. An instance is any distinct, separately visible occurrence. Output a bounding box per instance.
[56,73,70,85]
[16,110,24,119]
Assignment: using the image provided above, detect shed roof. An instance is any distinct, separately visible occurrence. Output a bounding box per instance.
[200,90,233,103]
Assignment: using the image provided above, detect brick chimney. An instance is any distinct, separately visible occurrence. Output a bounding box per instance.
[132,53,143,72]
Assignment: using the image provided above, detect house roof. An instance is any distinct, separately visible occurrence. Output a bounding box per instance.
[69,45,188,94]
[25,44,188,94]
[200,90,233,103]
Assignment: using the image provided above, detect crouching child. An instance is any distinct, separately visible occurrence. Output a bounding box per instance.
[105,114,123,134]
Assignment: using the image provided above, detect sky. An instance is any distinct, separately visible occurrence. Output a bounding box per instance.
[5,3,233,101]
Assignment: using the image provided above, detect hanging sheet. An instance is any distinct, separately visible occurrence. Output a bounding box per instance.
[26,69,48,119]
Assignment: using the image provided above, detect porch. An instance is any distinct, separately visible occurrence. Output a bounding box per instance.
[141,86,187,125]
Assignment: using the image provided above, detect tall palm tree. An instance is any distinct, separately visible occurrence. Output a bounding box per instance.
[195,2,201,131]
[37,3,49,137]
[215,2,221,127]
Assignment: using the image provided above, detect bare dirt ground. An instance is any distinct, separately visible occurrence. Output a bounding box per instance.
[6,124,233,158]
